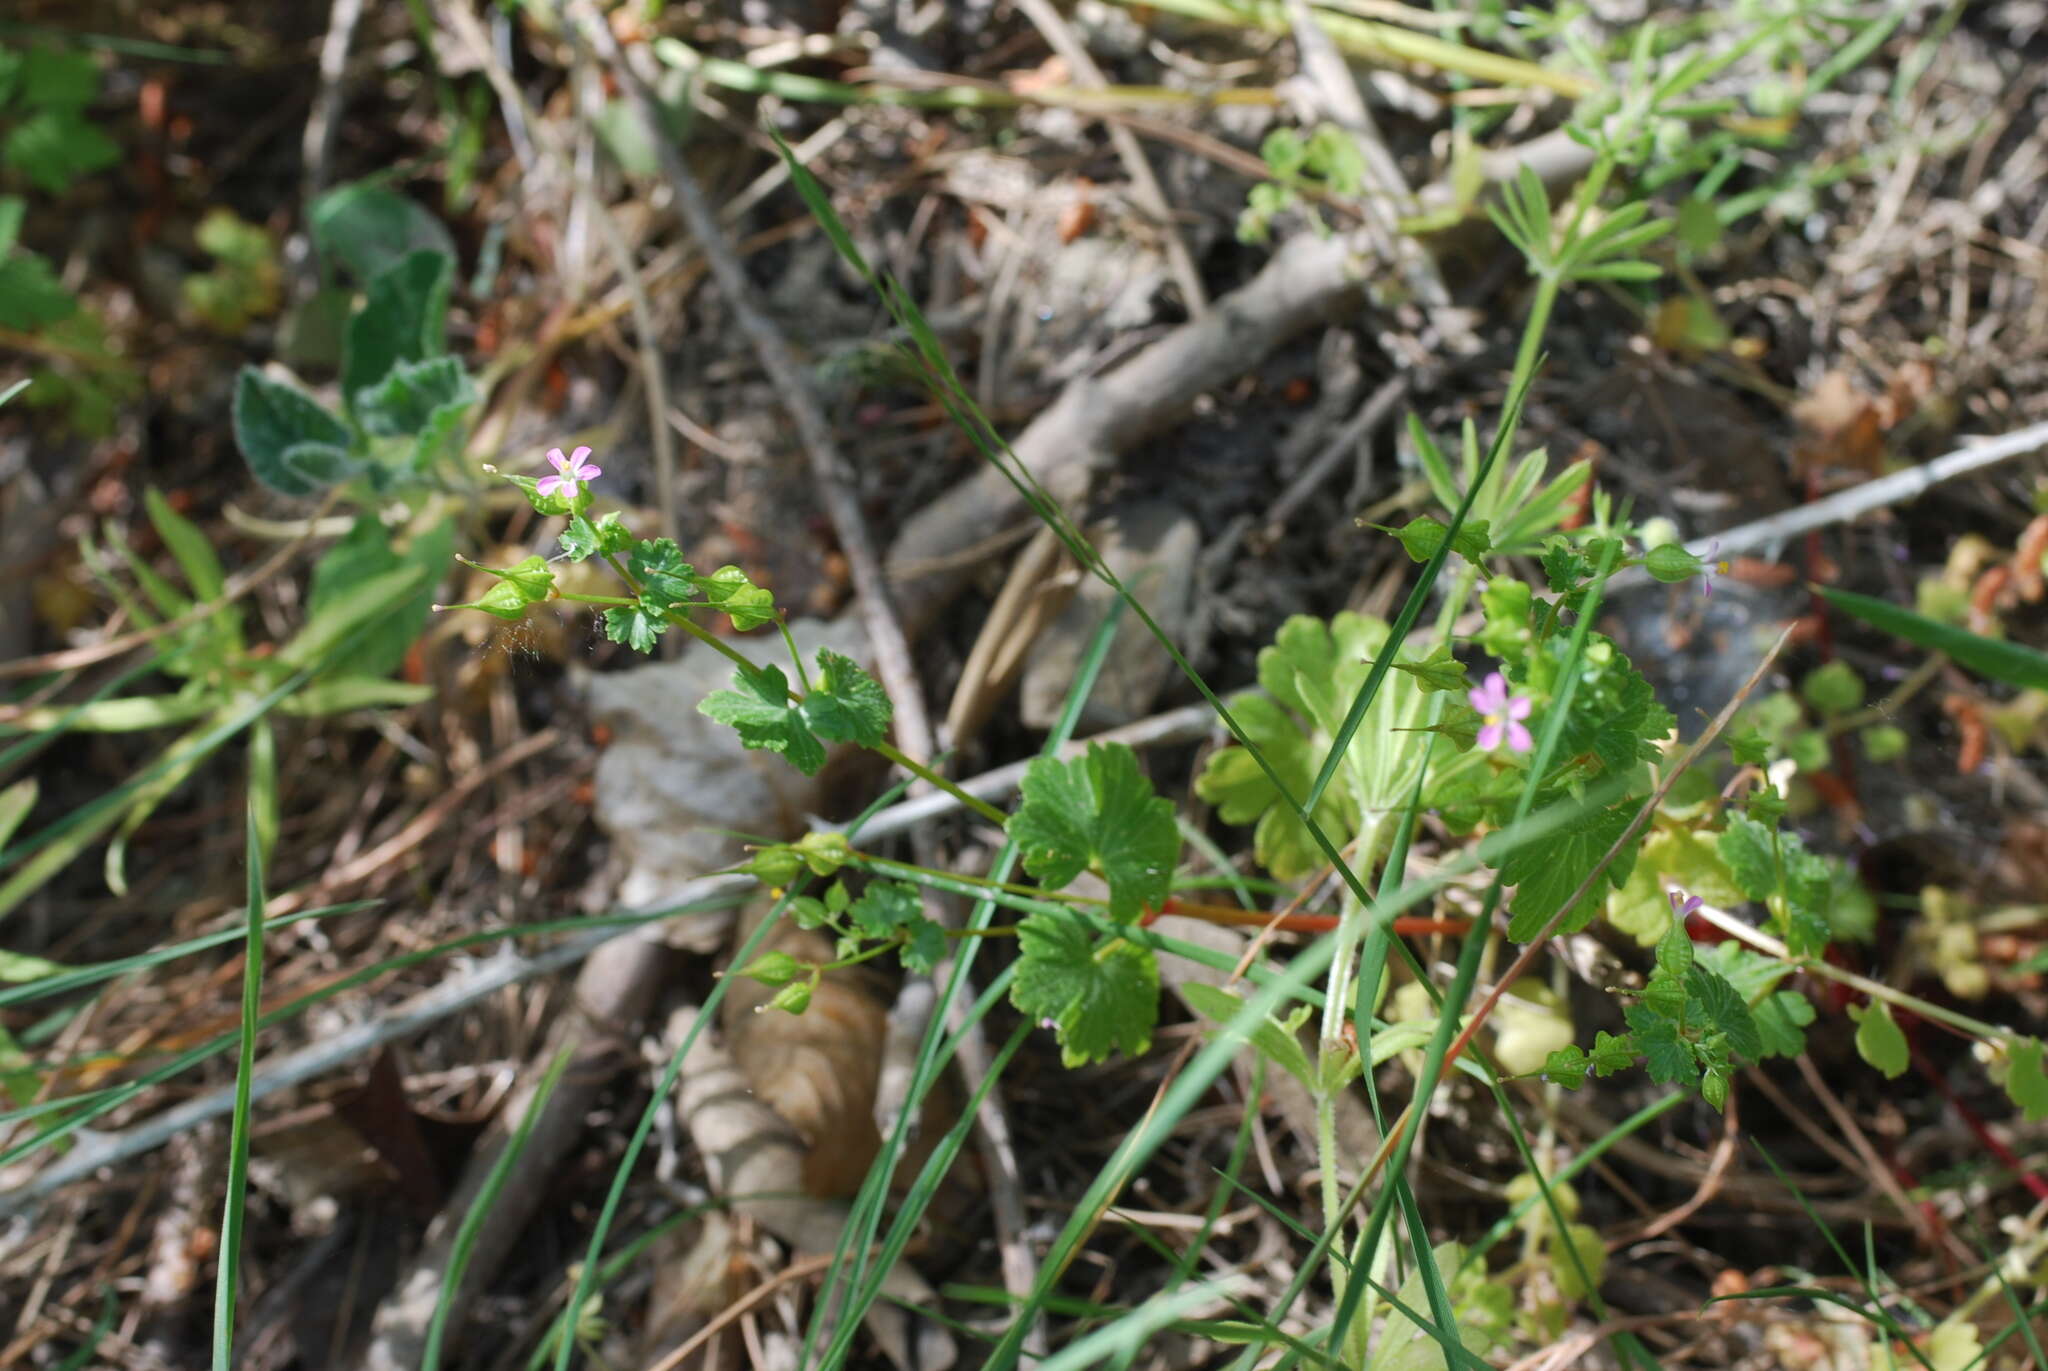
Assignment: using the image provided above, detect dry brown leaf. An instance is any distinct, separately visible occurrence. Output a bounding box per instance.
[1058,178,1096,244]
[2011,514,2048,602]
[636,1212,746,1370]
[722,907,960,1199]
[1878,357,1937,428]
[1004,55,1070,96]
[1792,370,1886,477]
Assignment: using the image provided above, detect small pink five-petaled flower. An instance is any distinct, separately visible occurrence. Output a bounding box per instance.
[1469,670,1533,753]
[1701,539,1729,597]
[537,445,602,499]
[1669,889,1703,921]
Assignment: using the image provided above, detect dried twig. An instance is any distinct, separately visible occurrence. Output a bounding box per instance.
[359,917,684,1371]
[300,0,366,227]
[0,879,745,1219]
[1641,417,2048,576]
[666,1004,956,1371]
[572,4,938,767]
[884,129,1598,634]
[1281,0,1466,345]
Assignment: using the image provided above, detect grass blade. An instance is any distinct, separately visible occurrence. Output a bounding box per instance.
[1819,584,2048,690]
[426,1041,577,1371]
[211,811,267,1368]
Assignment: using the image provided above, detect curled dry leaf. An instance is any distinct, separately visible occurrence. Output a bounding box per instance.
[2010,514,2048,603]
[1793,370,1887,478]
[673,1003,957,1371]
[636,1211,745,1370]
[1942,693,1988,775]
[1058,177,1096,244]
[1970,563,2013,633]
[723,902,962,1199]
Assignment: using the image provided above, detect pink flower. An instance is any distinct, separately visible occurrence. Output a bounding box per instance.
[537,445,601,499]
[1701,540,1727,597]
[1669,889,1703,920]
[1469,670,1533,753]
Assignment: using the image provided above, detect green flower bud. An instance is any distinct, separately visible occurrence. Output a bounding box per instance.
[1645,542,1704,584]
[737,950,803,987]
[767,979,813,1015]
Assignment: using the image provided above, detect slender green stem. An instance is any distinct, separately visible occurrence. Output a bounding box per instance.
[870,740,1011,826]
[1688,901,2021,1045]
[600,550,639,594]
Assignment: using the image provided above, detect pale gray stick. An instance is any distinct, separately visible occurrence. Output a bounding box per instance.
[300,0,366,214]
[0,875,737,1220]
[883,129,1600,635]
[1686,418,2048,561]
[1604,416,2048,592]
[1281,0,1457,329]
[0,700,1216,1220]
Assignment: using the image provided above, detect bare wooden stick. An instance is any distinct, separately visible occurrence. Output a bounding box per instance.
[883,129,1598,634]
[1281,0,1464,341]
[1686,417,2048,561]
[0,880,742,1219]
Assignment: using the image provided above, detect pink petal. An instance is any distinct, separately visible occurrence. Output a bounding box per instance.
[546,447,570,472]
[576,462,602,480]
[1506,695,1532,720]
[569,445,592,464]
[1477,721,1503,751]
[537,474,565,497]
[1505,720,1533,753]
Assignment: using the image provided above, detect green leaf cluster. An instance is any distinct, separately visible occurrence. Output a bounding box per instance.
[1009,906,1158,1068]
[1409,415,1590,557]
[778,876,946,975]
[182,208,282,334]
[580,538,779,644]
[697,650,892,778]
[1488,797,1640,941]
[232,248,473,499]
[1491,164,1671,283]
[0,45,119,193]
[1236,123,1366,245]
[1544,938,1813,1108]
[1718,812,1869,953]
[1194,612,1435,882]
[1010,743,1178,922]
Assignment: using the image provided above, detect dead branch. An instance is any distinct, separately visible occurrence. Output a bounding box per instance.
[883,129,1598,635]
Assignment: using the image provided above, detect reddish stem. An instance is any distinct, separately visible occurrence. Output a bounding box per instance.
[1911,1040,2048,1204]
[1142,897,1470,940]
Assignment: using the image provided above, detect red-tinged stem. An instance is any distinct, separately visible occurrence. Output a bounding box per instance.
[1911,1040,2048,1204]
[1142,897,1470,940]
